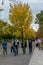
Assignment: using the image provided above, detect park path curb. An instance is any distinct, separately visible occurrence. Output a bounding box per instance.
[28,48,43,65]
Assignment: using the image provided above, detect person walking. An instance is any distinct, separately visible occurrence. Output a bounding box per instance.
[35,39,38,47]
[28,39,32,54]
[37,38,42,50]
[13,39,19,56]
[16,39,19,55]
[2,39,7,56]
[11,39,14,53]
[23,40,27,54]
[21,40,27,54]
[13,39,17,56]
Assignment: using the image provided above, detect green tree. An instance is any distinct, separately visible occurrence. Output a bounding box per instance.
[35,10,43,38]
[0,20,6,39]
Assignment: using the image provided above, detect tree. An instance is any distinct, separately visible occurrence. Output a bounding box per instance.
[23,27,36,39]
[0,20,15,39]
[2,22,15,39]
[35,10,43,38]
[35,10,43,45]
[9,3,33,43]
[0,20,6,39]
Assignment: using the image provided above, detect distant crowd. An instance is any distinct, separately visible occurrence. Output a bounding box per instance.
[2,37,42,56]
[2,38,33,56]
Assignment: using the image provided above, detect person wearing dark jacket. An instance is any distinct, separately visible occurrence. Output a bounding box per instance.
[13,39,17,56]
[16,40,19,55]
[11,39,14,53]
[29,40,32,54]
[2,39,7,56]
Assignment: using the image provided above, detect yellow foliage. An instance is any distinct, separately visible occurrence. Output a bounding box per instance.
[9,3,32,25]
[14,30,21,37]
[9,3,34,38]
[23,28,36,38]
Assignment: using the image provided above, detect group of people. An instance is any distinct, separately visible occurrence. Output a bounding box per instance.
[2,38,33,56]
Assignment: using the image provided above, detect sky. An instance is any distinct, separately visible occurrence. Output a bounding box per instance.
[0,0,43,31]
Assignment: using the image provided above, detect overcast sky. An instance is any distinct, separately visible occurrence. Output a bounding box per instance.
[0,0,43,31]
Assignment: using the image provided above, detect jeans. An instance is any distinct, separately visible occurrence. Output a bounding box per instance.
[16,46,18,55]
[13,46,17,56]
[29,47,32,54]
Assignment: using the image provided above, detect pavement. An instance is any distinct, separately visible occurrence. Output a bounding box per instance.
[0,42,43,65]
[29,47,43,65]
[0,42,35,65]
[0,43,32,65]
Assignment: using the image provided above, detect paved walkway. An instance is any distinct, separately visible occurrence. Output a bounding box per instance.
[0,42,35,65]
[0,43,32,65]
[29,48,43,65]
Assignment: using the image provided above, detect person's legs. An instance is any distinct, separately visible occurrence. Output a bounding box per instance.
[11,46,13,53]
[13,47,17,56]
[38,44,40,50]
[5,48,7,55]
[25,48,26,53]
[23,47,25,54]
[16,46,18,55]
[3,48,5,55]
[29,47,32,54]
[22,48,24,54]
[36,43,38,47]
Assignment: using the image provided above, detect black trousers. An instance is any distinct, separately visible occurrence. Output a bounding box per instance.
[11,46,13,53]
[22,46,26,54]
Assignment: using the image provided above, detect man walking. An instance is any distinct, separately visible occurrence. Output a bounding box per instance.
[16,39,19,55]
[2,39,7,56]
[29,39,32,54]
[21,40,27,54]
[11,39,14,53]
